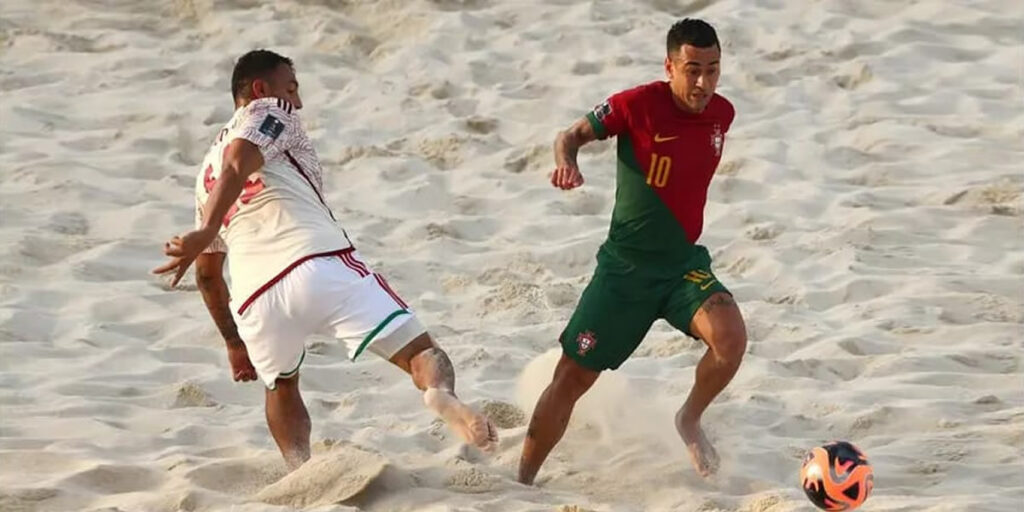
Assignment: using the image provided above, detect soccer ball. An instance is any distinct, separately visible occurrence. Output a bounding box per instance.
[800,441,874,511]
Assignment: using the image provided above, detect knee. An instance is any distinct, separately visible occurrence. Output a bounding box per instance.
[712,329,747,366]
[395,333,437,370]
[267,375,301,398]
[551,357,599,400]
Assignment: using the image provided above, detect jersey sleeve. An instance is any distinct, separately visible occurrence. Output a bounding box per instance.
[231,97,302,162]
[584,89,634,140]
[195,198,228,254]
[721,97,736,133]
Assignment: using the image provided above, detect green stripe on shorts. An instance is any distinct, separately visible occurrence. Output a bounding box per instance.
[279,349,306,378]
[352,309,409,361]
[267,349,306,390]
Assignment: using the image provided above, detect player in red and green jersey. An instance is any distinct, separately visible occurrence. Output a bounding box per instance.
[518,19,748,484]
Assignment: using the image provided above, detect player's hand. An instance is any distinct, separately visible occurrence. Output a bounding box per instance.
[152,228,217,288]
[551,164,584,190]
[226,338,258,382]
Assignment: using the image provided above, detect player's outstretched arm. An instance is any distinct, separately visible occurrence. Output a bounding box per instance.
[196,139,264,237]
[153,140,265,287]
[550,117,597,190]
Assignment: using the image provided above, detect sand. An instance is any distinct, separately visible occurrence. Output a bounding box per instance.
[1,0,1021,511]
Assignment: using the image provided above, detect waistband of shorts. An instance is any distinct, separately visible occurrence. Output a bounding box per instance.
[236,247,355,316]
[597,243,709,277]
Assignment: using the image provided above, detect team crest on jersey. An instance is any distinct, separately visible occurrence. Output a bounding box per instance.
[259,115,285,140]
[711,124,723,157]
[593,101,612,121]
[576,331,597,356]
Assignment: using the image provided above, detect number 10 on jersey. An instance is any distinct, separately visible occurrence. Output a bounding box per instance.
[647,153,672,188]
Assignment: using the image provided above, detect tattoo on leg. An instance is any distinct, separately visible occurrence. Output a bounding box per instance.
[433,349,455,391]
[701,294,735,313]
[414,347,456,393]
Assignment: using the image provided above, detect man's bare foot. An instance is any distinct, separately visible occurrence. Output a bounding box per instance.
[424,388,499,452]
[675,410,720,477]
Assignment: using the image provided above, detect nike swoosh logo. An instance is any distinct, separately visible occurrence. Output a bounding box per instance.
[700,280,717,291]
[654,134,679,143]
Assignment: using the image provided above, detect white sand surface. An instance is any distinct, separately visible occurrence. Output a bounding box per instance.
[1,0,1021,511]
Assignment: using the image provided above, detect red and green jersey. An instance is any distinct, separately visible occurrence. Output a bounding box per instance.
[585,80,734,276]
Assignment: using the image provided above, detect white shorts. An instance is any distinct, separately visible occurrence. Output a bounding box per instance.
[232,250,426,389]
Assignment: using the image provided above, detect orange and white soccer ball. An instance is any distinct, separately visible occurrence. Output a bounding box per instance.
[800,441,874,511]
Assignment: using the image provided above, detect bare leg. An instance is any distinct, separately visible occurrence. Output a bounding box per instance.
[676,292,747,476]
[265,374,311,470]
[517,353,599,485]
[390,333,498,451]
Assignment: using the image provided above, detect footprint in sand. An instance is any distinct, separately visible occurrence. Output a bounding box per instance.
[463,115,498,135]
[427,0,492,12]
[0,488,61,512]
[46,211,89,236]
[63,464,165,494]
[185,455,288,496]
[571,61,602,75]
[503,144,546,174]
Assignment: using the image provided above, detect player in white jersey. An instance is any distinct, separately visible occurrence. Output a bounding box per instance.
[153,50,497,469]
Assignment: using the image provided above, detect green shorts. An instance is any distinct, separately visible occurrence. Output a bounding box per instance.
[559,246,730,371]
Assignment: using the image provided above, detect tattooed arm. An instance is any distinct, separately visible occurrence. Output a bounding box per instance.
[195,252,257,381]
[195,253,238,340]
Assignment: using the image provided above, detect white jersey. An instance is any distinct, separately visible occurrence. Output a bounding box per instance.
[195,97,352,313]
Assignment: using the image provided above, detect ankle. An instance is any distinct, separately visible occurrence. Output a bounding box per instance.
[423,387,456,408]
[676,407,701,426]
[283,448,310,470]
[517,469,537,486]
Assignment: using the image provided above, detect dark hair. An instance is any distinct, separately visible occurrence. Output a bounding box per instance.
[231,49,293,100]
[666,18,720,55]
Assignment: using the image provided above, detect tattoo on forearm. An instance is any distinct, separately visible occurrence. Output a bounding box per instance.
[209,301,240,342]
[198,278,240,342]
[563,144,579,168]
[701,294,736,314]
[555,132,580,168]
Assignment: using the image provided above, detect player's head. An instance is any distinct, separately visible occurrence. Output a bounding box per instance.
[231,49,302,109]
[664,18,721,113]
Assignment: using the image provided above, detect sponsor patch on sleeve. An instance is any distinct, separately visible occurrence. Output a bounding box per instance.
[258,115,286,140]
[593,101,612,121]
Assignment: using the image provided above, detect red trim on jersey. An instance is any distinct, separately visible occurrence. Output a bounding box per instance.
[373,273,409,309]
[284,150,336,221]
[236,248,355,315]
